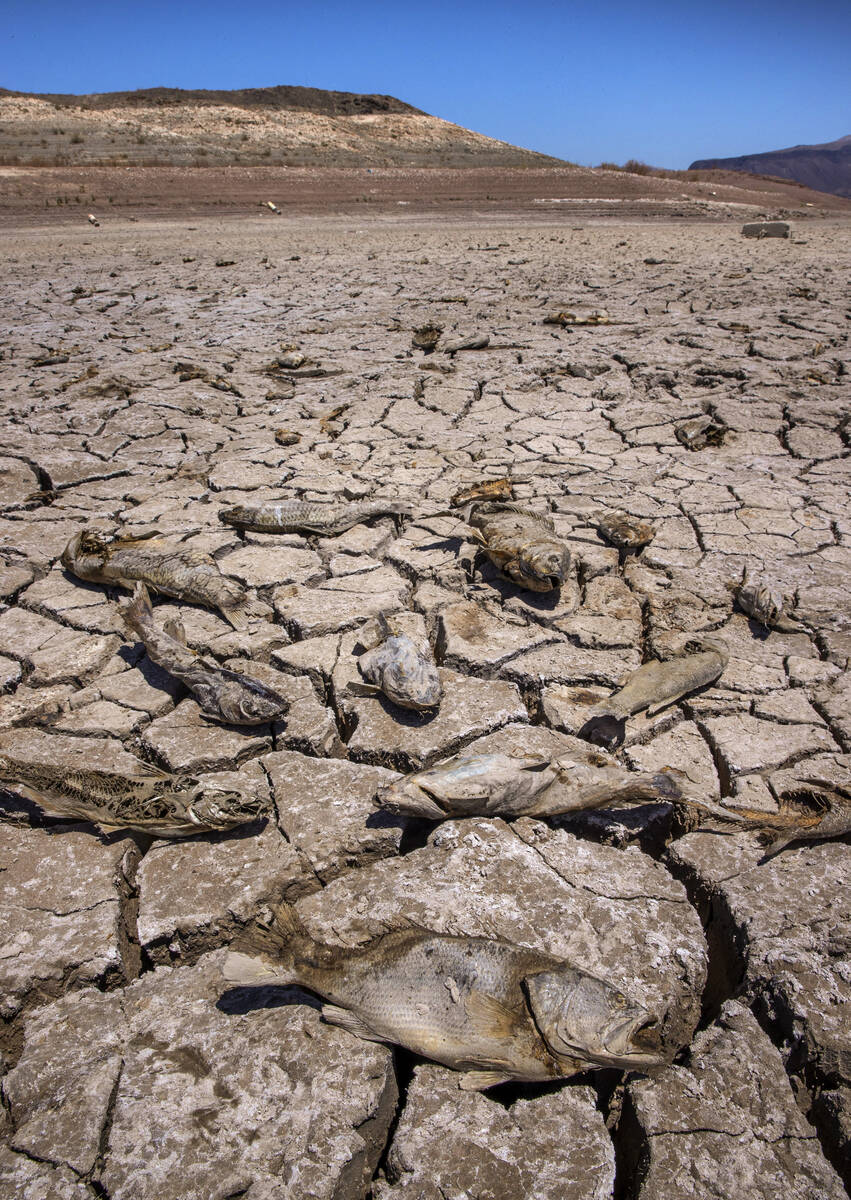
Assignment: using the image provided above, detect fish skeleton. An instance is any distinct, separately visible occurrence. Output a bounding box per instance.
[579,640,729,749]
[121,583,290,725]
[352,613,442,712]
[223,901,665,1089]
[218,499,413,535]
[375,748,738,825]
[675,415,726,450]
[62,528,251,630]
[465,503,571,592]
[0,736,264,837]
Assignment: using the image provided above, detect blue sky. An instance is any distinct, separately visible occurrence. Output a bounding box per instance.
[2,0,849,168]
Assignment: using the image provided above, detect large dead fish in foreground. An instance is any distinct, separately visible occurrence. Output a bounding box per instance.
[0,742,263,837]
[349,613,442,712]
[62,528,251,630]
[218,498,413,535]
[223,901,666,1089]
[122,583,290,725]
[375,748,741,825]
[579,640,729,750]
[464,502,571,592]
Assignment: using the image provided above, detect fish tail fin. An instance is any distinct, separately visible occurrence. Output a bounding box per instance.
[121,581,153,637]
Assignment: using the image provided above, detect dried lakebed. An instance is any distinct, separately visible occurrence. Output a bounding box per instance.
[0,214,849,1199]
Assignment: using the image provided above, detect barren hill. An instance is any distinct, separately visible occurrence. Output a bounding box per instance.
[690,134,851,199]
[0,84,565,168]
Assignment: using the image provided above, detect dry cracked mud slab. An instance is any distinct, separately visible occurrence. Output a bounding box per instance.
[1,213,850,1196]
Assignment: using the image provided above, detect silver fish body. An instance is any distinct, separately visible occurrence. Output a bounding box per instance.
[223,903,665,1088]
[580,641,728,749]
[357,622,442,712]
[0,738,262,838]
[467,503,571,592]
[122,583,289,725]
[376,752,564,819]
[62,529,250,630]
[376,750,691,820]
[218,499,413,535]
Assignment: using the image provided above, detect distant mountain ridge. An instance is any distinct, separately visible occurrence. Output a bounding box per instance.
[0,84,565,169]
[690,134,851,199]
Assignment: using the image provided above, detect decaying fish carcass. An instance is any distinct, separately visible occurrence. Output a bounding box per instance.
[351,613,442,712]
[219,498,413,535]
[61,528,252,630]
[465,502,571,592]
[579,639,729,749]
[122,583,290,725]
[223,901,667,1089]
[0,734,265,837]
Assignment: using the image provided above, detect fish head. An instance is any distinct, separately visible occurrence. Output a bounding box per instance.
[506,540,571,592]
[738,579,783,627]
[218,507,248,528]
[172,779,265,830]
[525,969,665,1071]
[373,777,447,820]
[213,678,290,726]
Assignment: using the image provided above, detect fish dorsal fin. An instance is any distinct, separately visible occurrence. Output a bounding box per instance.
[320,1004,388,1044]
[464,989,518,1043]
[458,1070,513,1091]
[376,611,393,639]
[347,680,381,697]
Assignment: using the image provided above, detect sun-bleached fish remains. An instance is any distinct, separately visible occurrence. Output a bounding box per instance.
[375,747,740,825]
[579,640,729,749]
[223,901,666,1089]
[597,511,655,551]
[464,502,571,592]
[122,583,289,725]
[735,570,799,631]
[62,528,251,630]
[0,737,264,837]
[351,613,442,712]
[218,498,413,535]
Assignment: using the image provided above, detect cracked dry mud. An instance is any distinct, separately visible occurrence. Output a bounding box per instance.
[0,212,849,1199]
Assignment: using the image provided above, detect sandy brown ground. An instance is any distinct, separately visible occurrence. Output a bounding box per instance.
[0,212,849,1199]
[1,163,849,227]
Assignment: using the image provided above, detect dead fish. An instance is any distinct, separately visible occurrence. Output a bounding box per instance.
[375,748,737,825]
[0,740,263,838]
[412,322,443,352]
[543,309,610,327]
[62,528,251,630]
[597,511,656,550]
[451,478,514,507]
[675,415,726,450]
[122,583,289,725]
[351,613,442,712]
[219,498,414,535]
[223,901,665,1088]
[466,503,571,592]
[443,334,490,354]
[758,800,851,860]
[579,640,729,749]
[736,571,786,629]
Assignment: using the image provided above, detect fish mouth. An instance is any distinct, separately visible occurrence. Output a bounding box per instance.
[596,1014,666,1070]
[373,784,445,820]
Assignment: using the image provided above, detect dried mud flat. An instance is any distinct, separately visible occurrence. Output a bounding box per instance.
[0,211,850,1200]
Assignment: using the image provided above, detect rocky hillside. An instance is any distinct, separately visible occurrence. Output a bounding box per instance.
[690,134,851,198]
[0,84,566,168]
